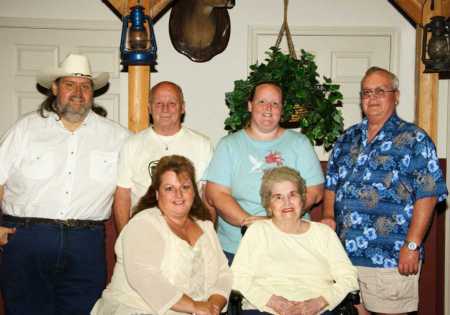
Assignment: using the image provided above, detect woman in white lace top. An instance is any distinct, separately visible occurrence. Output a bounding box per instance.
[91,155,232,315]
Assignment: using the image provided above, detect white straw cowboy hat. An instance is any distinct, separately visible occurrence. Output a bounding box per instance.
[37,54,109,91]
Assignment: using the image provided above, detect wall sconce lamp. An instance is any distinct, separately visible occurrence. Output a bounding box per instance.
[120,4,157,67]
[422,16,450,73]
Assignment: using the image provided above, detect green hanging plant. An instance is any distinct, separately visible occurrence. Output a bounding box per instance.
[224,46,344,151]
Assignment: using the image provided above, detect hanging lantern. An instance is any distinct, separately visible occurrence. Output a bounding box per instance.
[120,5,157,66]
[422,16,450,73]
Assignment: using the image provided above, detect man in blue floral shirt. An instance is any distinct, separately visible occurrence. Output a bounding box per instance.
[322,67,447,315]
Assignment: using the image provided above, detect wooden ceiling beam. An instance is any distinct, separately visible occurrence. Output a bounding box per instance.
[104,0,173,19]
[391,0,424,24]
[443,0,450,17]
[149,0,174,18]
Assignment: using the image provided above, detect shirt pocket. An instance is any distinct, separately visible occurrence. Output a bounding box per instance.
[89,151,118,182]
[21,150,56,180]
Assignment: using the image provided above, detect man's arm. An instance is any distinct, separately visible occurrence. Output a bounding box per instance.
[304,184,324,212]
[113,186,132,233]
[0,226,15,246]
[0,185,16,246]
[205,181,260,227]
[398,196,437,275]
[321,189,336,230]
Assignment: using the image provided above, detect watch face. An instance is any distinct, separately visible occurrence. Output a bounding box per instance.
[407,241,418,251]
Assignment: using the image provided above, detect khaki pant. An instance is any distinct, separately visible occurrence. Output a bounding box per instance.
[357,265,420,314]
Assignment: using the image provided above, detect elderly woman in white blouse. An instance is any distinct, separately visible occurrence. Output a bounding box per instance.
[231,166,358,315]
[91,155,232,315]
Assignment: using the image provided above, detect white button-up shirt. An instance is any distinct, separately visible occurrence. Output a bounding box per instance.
[0,111,129,220]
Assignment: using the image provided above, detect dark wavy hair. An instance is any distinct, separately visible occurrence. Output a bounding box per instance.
[133,155,211,221]
[38,78,107,118]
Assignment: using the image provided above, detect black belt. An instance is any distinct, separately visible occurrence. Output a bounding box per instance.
[3,215,105,229]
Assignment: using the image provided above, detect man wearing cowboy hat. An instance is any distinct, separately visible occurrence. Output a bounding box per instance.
[0,53,129,315]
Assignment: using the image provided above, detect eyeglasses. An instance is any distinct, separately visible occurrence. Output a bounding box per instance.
[270,191,301,204]
[360,88,397,99]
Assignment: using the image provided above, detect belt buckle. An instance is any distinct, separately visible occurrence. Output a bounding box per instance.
[64,219,79,228]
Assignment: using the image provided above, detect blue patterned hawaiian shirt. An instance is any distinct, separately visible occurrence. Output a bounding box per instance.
[325,113,448,268]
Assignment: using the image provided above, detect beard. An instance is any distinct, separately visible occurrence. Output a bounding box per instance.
[55,96,93,123]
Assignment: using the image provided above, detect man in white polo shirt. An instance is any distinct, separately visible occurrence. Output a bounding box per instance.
[113,81,213,232]
[0,54,129,315]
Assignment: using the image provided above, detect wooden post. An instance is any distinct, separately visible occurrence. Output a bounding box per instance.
[392,0,422,24]
[415,1,442,142]
[103,0,174,133]
[128,65,150,132]
[126,0,150,133]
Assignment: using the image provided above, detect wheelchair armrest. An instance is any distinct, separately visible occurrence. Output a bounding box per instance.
[332,290,360,315]
[347,290,360,305]
[227,290,244,315]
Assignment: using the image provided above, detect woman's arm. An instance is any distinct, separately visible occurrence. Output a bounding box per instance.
[205,181,249,226]
[170,226,229,315]
[203,242,231,315]
[288,296,329,315]
[203,221,232,312]
[231,224,277,313]
[304,183,324,211]
[123,216,185,315]
[171,294,220,315]
[207,294,227,315]
[319,225,359,311]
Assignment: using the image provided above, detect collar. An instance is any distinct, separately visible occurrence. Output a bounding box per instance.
[150,126,184,139]
[361,113,401,145]
[46,110,96,132]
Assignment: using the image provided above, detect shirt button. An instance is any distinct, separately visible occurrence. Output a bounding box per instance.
[70,151,74,155]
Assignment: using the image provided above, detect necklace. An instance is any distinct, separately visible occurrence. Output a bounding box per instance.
[154,134,171,151]
[152,127,181,151]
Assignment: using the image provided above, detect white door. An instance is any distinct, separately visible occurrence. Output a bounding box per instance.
[0,19,126,137]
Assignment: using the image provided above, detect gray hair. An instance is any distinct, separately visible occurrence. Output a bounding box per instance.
[361,66,399,90]
[260,166,306,214]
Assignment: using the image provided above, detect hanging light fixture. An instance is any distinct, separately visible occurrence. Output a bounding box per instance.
[120,4,157,67]
[422,16,450,73]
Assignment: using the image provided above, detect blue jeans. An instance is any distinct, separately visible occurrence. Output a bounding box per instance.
[0,221,106,315]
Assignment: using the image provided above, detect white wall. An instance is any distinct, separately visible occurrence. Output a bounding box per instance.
[1,0,446,156]
[0,0,430,155]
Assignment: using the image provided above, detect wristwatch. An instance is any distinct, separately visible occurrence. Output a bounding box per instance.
[404,240,419,251]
